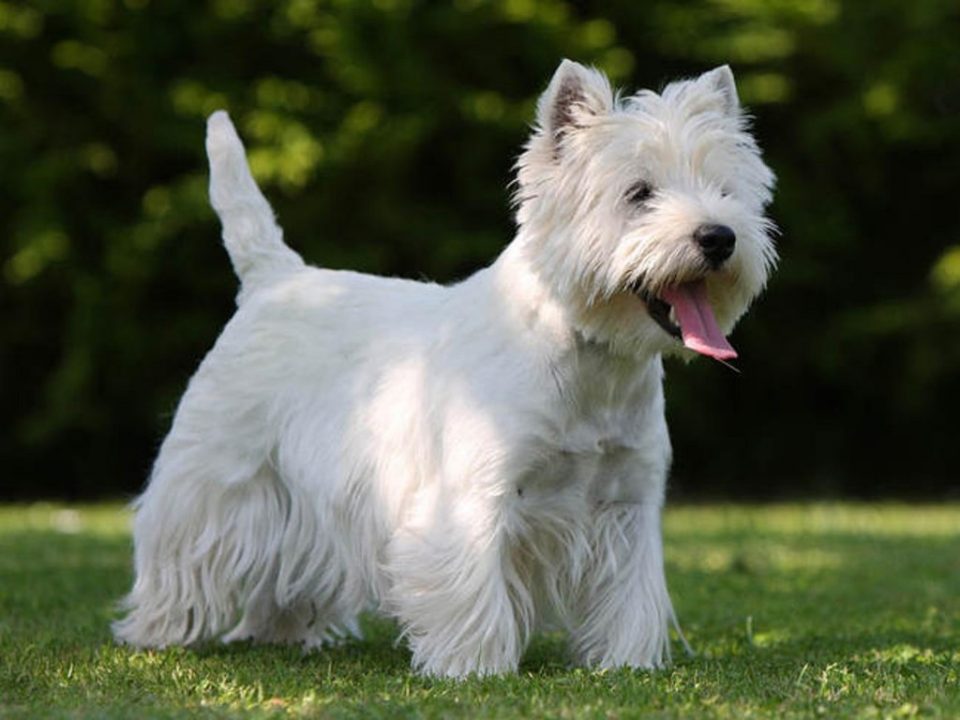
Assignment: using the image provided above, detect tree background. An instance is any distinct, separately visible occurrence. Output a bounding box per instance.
[2,0,958,500]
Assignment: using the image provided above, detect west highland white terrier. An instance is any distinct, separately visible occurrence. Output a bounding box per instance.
[114,60,776,677]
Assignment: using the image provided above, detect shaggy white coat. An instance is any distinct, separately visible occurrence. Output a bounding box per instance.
[113,60,776,677]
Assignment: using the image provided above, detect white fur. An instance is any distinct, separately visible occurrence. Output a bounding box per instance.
[113,61,776,677]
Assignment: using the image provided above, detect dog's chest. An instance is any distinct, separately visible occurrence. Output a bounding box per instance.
[519,349,668,506]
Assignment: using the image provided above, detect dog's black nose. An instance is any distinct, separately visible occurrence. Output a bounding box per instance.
[694,224,736,268]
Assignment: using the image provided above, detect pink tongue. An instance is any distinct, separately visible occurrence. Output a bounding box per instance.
[661,281,737,361]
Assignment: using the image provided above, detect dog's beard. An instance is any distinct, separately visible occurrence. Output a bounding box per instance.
[633,280,737,361]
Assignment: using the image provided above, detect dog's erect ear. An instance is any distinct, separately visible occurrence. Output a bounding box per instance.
[537,59,613,145]
[698,65,740,117]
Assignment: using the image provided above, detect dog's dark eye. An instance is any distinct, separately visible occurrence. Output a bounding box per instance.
[626,181,654,205]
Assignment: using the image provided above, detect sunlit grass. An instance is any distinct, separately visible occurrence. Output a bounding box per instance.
[1,503,957,718]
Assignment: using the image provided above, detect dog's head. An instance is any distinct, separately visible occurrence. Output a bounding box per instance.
[515,60,777,360]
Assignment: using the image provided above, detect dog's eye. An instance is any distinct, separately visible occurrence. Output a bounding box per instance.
[626,181,654,205]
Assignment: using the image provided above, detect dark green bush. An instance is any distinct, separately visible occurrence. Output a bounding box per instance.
[3,0,959,498]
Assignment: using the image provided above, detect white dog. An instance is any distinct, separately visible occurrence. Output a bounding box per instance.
[114,60,776,677]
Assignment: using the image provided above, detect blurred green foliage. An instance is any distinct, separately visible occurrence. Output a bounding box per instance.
[2,0,958,498]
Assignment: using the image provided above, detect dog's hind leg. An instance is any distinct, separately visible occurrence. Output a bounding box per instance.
[112,455,290,648]
[114,440,359,650]
[224,590,363,650]
[221,481,366,650]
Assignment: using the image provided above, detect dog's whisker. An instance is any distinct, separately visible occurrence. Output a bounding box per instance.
[714,357,742,374]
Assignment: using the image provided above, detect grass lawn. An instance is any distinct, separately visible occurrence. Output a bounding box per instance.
[0,503,957,719]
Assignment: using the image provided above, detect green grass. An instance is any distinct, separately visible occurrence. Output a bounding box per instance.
[1,503,957,719]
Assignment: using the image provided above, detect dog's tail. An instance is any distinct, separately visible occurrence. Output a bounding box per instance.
[206,111,304,299]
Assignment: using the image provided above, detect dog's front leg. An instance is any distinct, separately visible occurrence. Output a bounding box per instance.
[385,485,530,678]
[570,501,677,669]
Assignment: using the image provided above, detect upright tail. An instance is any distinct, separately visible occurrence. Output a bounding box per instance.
[206,111,304,300]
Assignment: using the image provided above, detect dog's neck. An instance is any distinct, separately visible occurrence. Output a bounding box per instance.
[489,239,664,369]
[490,245,666,441]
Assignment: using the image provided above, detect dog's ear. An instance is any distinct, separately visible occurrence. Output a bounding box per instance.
[697,65,740,117]
[537,59,613,147]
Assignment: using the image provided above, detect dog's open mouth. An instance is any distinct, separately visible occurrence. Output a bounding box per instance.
[637,280,738,361]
